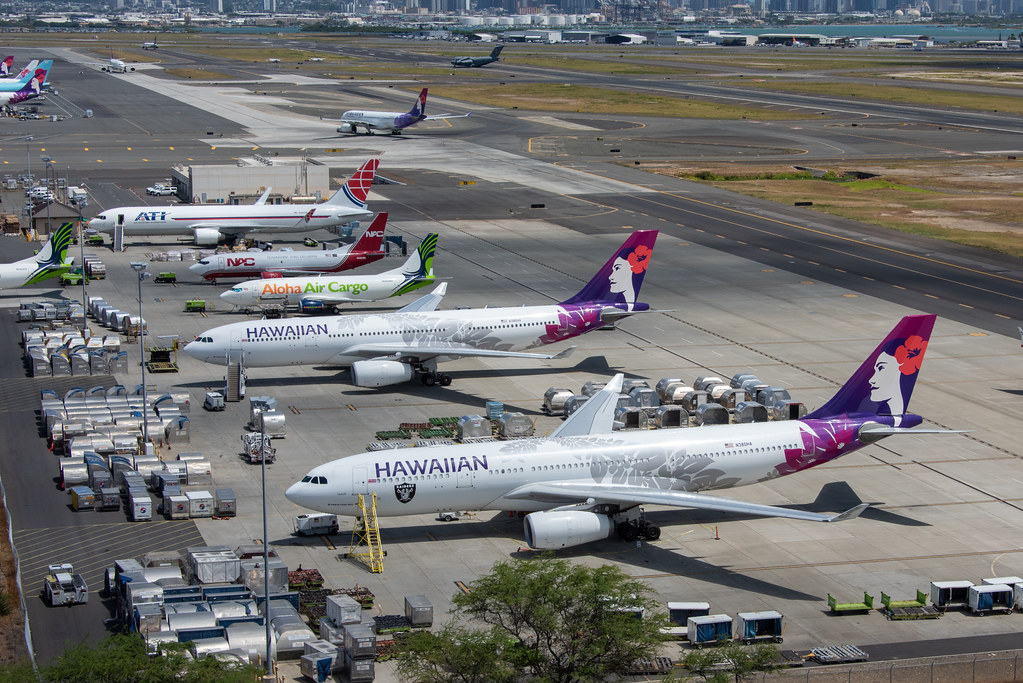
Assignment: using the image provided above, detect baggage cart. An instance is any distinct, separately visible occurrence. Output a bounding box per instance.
[736,610,783,644]
[827,592,873,614]
[930,581,973,610]
[968,584,1014,614]
[687,614,732,648]
[880,590,941,620]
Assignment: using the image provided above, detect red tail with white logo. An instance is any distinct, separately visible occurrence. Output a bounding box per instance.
[324,158,379,209]
[350,213,387,255]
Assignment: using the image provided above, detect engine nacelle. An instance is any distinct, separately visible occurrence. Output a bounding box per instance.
[337,123,355,134]
[193,227,224,246]
[299,299,325,314]
[523,510,613,550]
[350,360,413,388]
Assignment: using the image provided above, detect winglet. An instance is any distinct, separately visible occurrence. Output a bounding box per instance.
[397,282,447,314]
[827,503,871,523]
[550,346,575,360]
[549,373,623,439]
[254,187,272,205]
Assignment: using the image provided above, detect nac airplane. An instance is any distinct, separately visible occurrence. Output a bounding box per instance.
[184,230,658,387]
[220,227,437,309]
[0,222,74,289]
[331,88,469,136]
[188,213,388,283]
[90,159,378,246]
[286,314,965,550]
[0,63,51,107]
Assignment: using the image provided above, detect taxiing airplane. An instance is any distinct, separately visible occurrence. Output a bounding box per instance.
[142,39,159,51]
[0,59,46,91]
[220,226,436,309]
[286,314,965,549]
[0,222,74,289]
[89,159,378,246]
[0,64,51,107]
[188,213,388,283]
[331,88,469,136]
[184,230,658,387]
[451,44,504,68]
[102,49,135,73]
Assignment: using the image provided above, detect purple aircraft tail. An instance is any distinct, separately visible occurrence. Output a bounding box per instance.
[0,56,12,77]
[408,88,428,119]
[559,230,658,311]
[805,314,936,420]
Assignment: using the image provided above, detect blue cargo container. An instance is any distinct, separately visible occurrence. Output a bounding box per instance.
[687,614,732,648]
[176,626,226,642]
[736,611,784,643]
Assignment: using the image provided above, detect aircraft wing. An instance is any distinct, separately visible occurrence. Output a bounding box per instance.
[549,374,623,438]
[254,187,273,206]
[397,283,446,313]
[503,481,870,523]
[337,342,575,363]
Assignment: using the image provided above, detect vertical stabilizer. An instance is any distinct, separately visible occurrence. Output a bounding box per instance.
[349,213,387,254]
[805,314,936,420]
[390,232,438,297]
[408,88,428,118]
[0,56,12,77]
[323,158,379,209]
[33,222,75,267]
[490,45,505,60]
[559,230,658,311]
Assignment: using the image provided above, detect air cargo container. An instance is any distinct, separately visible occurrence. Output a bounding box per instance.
[931,580,973,609]
[687,614,732,648]
[968,584,1014,614]
[736,611,784,643]
[404,594,433,627]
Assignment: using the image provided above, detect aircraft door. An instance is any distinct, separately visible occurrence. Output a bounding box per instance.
[229,326,243,363]
[117,214,124,226]
[353,466,368,494]
[456,469,474,488]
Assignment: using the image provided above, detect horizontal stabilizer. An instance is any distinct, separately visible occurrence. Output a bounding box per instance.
[859,426,971,444]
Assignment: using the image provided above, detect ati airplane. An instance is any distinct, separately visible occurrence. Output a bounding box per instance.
[0,222,74,289]
[286,314,965,550]
[90,159,378,246]
[330,88,469,136]
[220,227,437,309]
[188,213,388,282]
[184,230,658,387]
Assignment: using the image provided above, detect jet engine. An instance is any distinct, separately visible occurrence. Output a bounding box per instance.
[337,123,356,134]
[193,228,224,246]
[523,510,614,550]
[350,360,413,388]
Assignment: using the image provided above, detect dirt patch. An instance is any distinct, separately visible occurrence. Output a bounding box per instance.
[0,502,28,665]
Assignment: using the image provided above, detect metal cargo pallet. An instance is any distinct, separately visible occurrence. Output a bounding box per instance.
[812,645,869,664]
[628,657,674,675]
[887,605,942,620]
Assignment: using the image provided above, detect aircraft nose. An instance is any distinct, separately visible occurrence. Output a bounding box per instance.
[285,481,311,508]
[187,262,202,275]
[182,340,200,359]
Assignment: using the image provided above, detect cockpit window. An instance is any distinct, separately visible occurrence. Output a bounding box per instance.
[231,288,243,293]
[301,476,312,483]
[199,259,209,265]
[192,336,214,343]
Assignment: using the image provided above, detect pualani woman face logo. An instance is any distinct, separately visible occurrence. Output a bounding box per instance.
[608,244,651,311]
[868,334,927,419]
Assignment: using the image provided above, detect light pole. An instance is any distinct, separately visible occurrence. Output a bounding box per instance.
[130,262,151,448]
[25,136,33,184]
[40,156,52,237]
[260,416,273,677]
[71,195,87,334]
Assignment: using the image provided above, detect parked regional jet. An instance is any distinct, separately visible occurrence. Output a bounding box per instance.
[451,44,504,68]
[331,88,469,136]
[0,63,51,107]
[90,159,378,246]
[0,222,74,289]
[184,230,658,387]
[0,60,46,91]
[286,314,965,549]
[220,227,436,309]
[188,213,388,283]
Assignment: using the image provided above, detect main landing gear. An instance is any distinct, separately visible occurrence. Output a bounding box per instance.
[414,365,452,387]
[615,517,660,542]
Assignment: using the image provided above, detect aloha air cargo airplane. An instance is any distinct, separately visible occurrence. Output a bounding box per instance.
[90,159,379,246]
[330,88,469,136]
[184,230,658,387]
[286,314,965,549]
[0,222,74,289]
[188,213,389,282]
[220,226,437,309]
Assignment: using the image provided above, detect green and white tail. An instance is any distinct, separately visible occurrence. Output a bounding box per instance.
[390,233,438,297]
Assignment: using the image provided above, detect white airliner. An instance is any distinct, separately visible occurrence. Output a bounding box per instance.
[0,222,74,289]
[141,40,159,51]
[188,214,388,283]
[0,59,38,87]
[100,49,135,73]
[220,226,437,309]
[330,88,469,136]
[184,231,658,387]
[0,62,50,107]
[89,159,378,246]
[286,315,965,550]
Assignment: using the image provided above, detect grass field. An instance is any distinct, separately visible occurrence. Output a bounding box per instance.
[649,159,1023,258]
[184,47,348,63]
[431,83,816,119]
[163,67,237,80]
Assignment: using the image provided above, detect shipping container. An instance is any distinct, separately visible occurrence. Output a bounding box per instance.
[343,650,375,681]
[343,624,376,659]
[404,594,433,627]
[98,487,121,511]
[70,486,96,511]
[687,614,732,647]
[131,495,153,521]
[968,584,1014,614]
[542,387,573,415]
[326,594,362,626]
[215,489,236,516]
[496,412,533,438]
[186,490,214,518]
[930,580,973,609]
[736,611,784,643]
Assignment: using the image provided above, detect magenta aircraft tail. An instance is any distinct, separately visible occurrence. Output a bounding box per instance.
[0,56,12,77]
[324,158,379,209]
[559,230,658,312]
[805,314,936,420]
[408,88,428,119]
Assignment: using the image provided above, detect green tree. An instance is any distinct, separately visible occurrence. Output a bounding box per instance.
[676,642,779,683]
[447,553,669,683]
[394,624,518,683]
[43,634,262,683]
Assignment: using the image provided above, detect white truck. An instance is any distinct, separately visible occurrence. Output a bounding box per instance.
[44,563,88,606]
[146,184,178,196]
[294,513,339,536]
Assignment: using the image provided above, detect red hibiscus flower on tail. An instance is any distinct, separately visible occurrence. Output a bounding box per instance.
[627,245,651,274]
[895,335,927,375]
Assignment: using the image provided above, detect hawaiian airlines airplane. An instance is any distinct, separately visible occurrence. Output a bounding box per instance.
[220,227,437,309]
[0,222,74,289]
[90,159,378,246]
[188,213,388,282]
[0,56,12,77]
[0,59,47,92]
[0,63,51,107]
[331,88,469,136]
[286,314,965,549]
[184,230,657,387]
